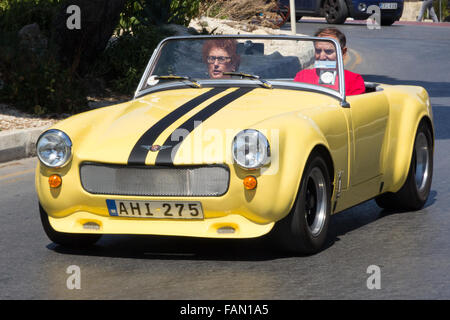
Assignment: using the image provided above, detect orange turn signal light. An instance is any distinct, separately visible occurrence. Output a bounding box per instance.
[48,174,62,188]
[243,176,257,190]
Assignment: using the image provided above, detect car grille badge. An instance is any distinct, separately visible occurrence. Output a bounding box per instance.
[141,145,172,152]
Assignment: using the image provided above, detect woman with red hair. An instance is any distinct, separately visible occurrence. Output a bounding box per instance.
[202,39,241,79]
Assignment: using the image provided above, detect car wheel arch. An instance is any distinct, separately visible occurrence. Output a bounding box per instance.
[251,113,337,222]
[320,0,351,10]
[403,115,434,181]
[385,115,434,194]
[311,144,335,188]
[271,144,333,254]
[286,143,335,216]
[420,115,434,149]
[376,116,434,210]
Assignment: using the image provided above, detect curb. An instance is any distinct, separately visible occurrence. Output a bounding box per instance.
[0,126,49,163]
[296,18,450,26]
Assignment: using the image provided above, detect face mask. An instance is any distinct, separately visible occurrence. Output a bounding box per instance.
[314,60,337,69]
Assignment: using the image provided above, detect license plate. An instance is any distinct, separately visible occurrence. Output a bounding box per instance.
[106,200,204,219]
[380,3,398,9]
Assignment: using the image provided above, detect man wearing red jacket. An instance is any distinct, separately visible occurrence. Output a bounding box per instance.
[294,27,365,96]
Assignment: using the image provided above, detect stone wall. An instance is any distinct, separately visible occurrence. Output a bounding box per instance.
[401,0,423,21]
[401,0,448,21]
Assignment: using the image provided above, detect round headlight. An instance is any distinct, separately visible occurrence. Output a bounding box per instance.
[232,129,270,169]
[36,129,72,168]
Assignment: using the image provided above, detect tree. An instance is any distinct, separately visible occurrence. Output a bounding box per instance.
[52,0,126,74]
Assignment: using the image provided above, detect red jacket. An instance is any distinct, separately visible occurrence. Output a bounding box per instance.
[294,69,365,96]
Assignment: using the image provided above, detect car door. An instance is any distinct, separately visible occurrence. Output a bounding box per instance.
[346,91,389,186]
[278,0,316,12]
[296,0,316,11]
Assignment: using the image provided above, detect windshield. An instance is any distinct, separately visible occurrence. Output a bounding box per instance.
[138,36,343,95]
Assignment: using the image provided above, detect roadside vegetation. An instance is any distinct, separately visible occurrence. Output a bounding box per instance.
[434,0,450,21]
[0,0,204,116]
[0,0,285,117]
[203,0,283,28]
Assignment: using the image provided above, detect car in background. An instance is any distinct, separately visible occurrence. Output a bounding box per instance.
[278,0,404,25]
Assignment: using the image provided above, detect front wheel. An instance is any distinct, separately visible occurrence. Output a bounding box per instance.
[39,203,102,248]
[274,152,332,255]
[375,121,433,211]
[323,0,348,24]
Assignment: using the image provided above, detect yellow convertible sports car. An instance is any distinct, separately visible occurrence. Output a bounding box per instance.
[35,35,434,254]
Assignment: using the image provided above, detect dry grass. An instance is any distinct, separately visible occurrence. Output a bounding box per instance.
[203,0,283,29]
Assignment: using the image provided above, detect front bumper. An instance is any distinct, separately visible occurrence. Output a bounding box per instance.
[47,210,274,238]
[348,0,404,20]
[36,158,298,239]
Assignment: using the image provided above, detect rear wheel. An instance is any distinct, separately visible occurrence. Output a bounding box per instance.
[323,0,348,24]
[274,152,331,255]
[39,203,102,248]
[375,121,433,211]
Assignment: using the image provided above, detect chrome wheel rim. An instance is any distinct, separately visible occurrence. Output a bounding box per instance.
[304,167,327,237]
[414,132,430,192]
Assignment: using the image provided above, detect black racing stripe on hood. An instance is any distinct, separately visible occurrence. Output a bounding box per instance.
[155,87,255,165]
[127,87,227,165]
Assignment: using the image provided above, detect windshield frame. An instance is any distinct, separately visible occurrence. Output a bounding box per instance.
[134,35,346,103]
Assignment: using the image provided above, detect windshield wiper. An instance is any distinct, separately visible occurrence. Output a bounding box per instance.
[223,72,272,89]
[153,75,201,88]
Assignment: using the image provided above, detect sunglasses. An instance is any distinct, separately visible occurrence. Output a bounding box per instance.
[207,56,232,64]
[315,48,336,55]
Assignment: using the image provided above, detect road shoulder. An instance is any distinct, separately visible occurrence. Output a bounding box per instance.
[0,126,49,163]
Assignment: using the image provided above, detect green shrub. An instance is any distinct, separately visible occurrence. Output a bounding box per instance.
[0,0,62,35]
[0,0,198,115]
[119,0,202,32]
[92,25,174,94]
[433,0,449,21]
[0,33,88,115]
[0,1,89,115]
[170,0,202,26]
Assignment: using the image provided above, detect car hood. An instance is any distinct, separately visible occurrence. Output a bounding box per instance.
[53,87,337,165]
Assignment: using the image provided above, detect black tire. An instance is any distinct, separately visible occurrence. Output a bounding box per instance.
[39,203,102,248]
[273,152,332,255]
[375,121,433,211]
[380,17,397,26]
[323,0,348,24]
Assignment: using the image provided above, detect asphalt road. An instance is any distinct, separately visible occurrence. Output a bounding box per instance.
[1,22,450,300]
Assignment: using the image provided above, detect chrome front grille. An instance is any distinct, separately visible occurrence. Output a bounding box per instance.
[80,163,229,197]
